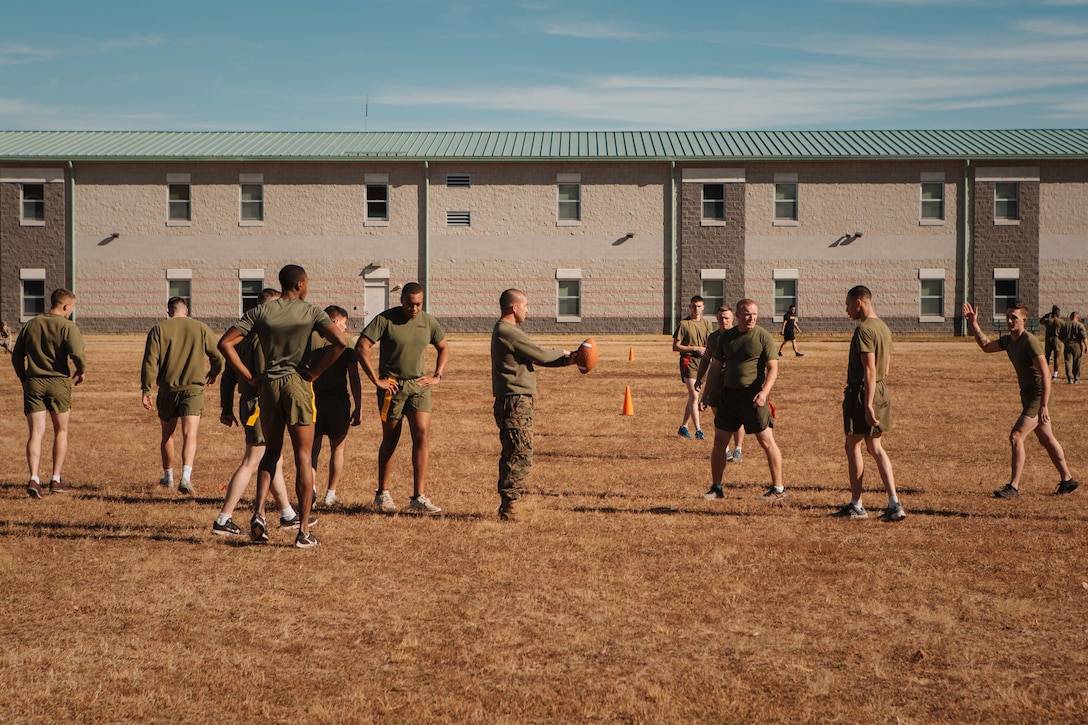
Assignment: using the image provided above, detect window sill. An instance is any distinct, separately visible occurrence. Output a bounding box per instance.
[556,315,581,323]
[918,316,945,323]
[20,220,46,227]
[556,220,581,227]
[994,219,1020,226]
[772,220,800,227]
[364,219,390,227]
[700,220,728,227]
[918,219,945,226]
[166,220,192,227]
[238,220,265,227]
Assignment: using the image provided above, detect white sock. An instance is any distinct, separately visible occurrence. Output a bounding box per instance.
[163,469,173,482]
[281,506,296,519]
[888,497,899,508]
[325,490,336,501]
[51,475,61,483]
[30,475,40,484]
[851,499,863,508]
[182,465,193,481]
[774,486,784,493]
[215,513,230,525]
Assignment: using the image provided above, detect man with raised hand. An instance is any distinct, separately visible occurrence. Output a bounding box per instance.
[12,288,86,498]
[141,296,223,495]
[965,301,1078,498]
[219,265,347,549]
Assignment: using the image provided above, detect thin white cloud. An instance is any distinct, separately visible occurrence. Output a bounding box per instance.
[1020,18,1088,36]
[538,20,661,41]
[0,35,163,66]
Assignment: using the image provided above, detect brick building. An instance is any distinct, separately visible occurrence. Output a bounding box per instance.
[1,130,1086,334]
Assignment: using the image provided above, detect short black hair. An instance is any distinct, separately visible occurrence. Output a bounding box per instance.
[401,282,424,299]
[847,285,872,301]
[324,305,348,320]
[167,296,188,314]
[278,264,307,291]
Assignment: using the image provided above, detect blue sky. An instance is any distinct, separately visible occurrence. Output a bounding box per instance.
[1,0,1086,131]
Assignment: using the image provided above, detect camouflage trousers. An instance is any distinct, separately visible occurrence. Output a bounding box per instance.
[494,394,533,500]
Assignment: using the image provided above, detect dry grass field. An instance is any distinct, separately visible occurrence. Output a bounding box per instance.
[3,331,1087,723]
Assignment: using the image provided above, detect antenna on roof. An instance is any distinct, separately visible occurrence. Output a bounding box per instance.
[365,95,368,132]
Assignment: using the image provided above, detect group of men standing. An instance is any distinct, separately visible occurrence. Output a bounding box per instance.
[1039,305,1088,384]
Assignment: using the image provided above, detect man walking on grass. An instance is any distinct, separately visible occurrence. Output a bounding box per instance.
[964,301,1078,498]
[12,288,86,498]
[832,285,904,521]
[141,296,223,495]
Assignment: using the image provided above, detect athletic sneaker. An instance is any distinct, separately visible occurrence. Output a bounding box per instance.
[212,518,242,536]
[49,479,67,494]
[373,489,396,513]
[1055,478,1079,495]
[158,476,174,490]
[1052,371,1059,379]
[177,478,195,495]
[279,514,318,529]
[27,480,43,499]
[757,486,788,501]
[250,513,269,543]
[880,503,907,522]
[732,449,743,463]
[795,352,804,357]
[294,531,320,549]
[409,495,442,513]
[324,492,345,508]
[778,351,783,357]
[703,484,724,499]
[725,448,733,459]
[994,484,1020,499]
[831,503,868,519]
[695,429,705,440]
[678,426,693,439]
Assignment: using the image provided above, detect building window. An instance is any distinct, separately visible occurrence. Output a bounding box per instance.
[168,183,191,222]
[22,279,46,318]
[558,183,581,222]
[241,278,263,314]
[702,184,725,222]
[168,271,193,312]
[994,182,1019,221]
[446,210,471,227]
[774,181,797,221]
[240,184,264,222]
[774,279,797,318]
[700,269,727,312]
[919,277,944,320]
[994,279,1019,318]
[21,183,45,224]
[920,182,944,221]
[556,268,582,322]
[366,184,389,222]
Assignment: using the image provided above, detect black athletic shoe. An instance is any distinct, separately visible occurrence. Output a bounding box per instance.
[212,518,243,536]
[1055,479,1079,495]
[250,513,269,543]
[994,484,1020,499]
[294,531,319,549]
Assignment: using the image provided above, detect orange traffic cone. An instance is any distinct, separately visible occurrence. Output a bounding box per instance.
[628,346,634,361]
[622,386,635,416]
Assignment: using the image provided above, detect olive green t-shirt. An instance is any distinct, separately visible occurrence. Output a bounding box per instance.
[220,331,264,413]
[141,316,224,395]
[361,308,445,379]
[309,333,359,397]
[1062,320,1087,346]
[673,317,714,355]
[1041,313,1065,340]
[847,317,893,387]
[712,325,777,389]
[491,320,567,397]
[232,298,332,380]
[12,312,86,381]
[998,332,1044,394]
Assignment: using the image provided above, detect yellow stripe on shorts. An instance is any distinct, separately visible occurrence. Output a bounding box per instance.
[246,405,261,426]
[309,381,316,420]
[379,376,397,422]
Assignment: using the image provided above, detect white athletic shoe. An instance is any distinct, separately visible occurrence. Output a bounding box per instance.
[409,495,442,513]
[373,489,396,513]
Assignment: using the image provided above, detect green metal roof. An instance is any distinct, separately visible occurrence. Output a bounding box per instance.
[0,129,1086,162]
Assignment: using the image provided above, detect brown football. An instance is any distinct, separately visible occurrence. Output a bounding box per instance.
[575,338,598,374]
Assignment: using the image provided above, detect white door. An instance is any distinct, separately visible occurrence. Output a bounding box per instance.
[363,281,388,327]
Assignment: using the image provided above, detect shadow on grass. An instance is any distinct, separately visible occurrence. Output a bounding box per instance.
[0,518,204,544]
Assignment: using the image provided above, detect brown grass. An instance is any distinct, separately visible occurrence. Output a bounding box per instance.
[2,334,1087,723]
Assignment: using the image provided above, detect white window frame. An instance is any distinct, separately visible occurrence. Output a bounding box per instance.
[918,269,945,322]
[702,183,726,224]
[993,268,1020,321]
[919,172,945,225]
[700,269,727,313]
[167,173,191,226]
[364,173,389,226]
[772,269,799,321]
[557,173,581,226]
[20,268,47,321]
[682,168,744,227]
[20,183,46,226]
[773,173,799,225]
[239,173,264,226]
[239,268,264,315]
[994,182,1019,224]
[556,268,582,323]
